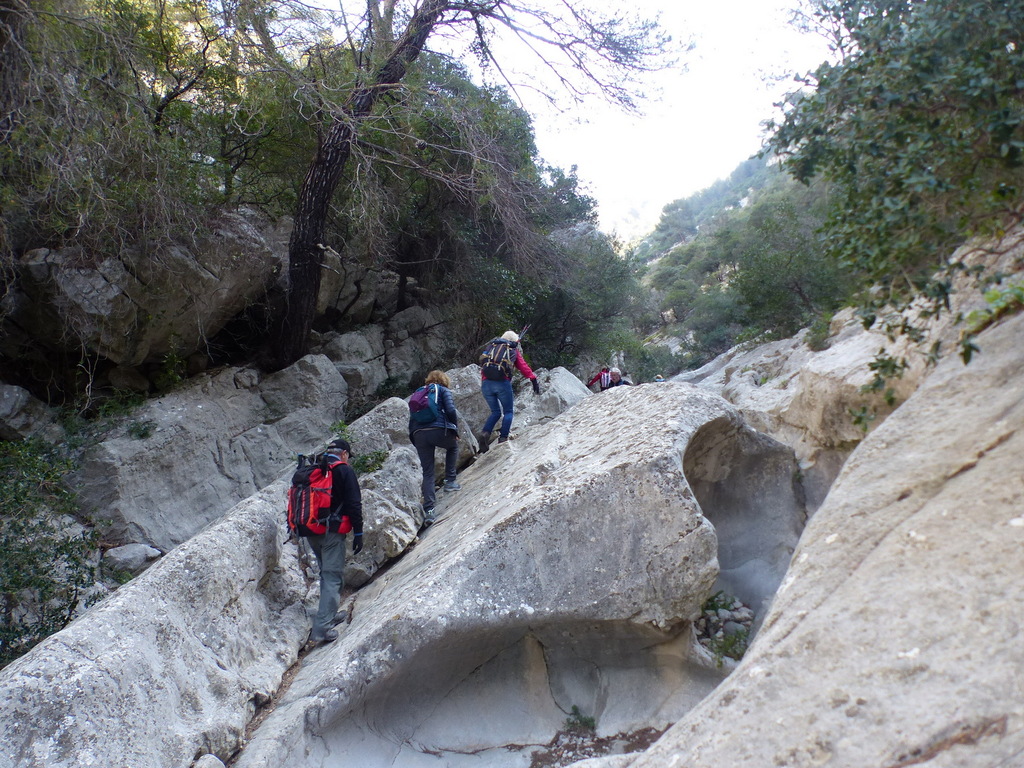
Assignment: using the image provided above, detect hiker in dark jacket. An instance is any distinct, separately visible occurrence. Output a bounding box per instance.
[606,367,633,387]
[478,330,539,452]
[304,438,362,646]
[408,370,460,527]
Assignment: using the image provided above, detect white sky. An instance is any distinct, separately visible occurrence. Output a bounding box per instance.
[521,0,831,241]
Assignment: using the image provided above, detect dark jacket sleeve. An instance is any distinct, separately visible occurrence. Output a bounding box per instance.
[439,386,457,428]
[331,462,363,535]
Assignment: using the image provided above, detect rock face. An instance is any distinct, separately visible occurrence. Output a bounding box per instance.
[0,383,63,441]
[76,354,349,552]
[676,233,1024,515]
[343,365,590,586]
[0,381,808,768]
[233,383,804,768]
[604,311,1024,767]
[0,482,309,768]
[6,208,282,368]
[677,309,923,513]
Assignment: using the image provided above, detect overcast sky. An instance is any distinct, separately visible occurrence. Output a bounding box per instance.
[523,0,831,241]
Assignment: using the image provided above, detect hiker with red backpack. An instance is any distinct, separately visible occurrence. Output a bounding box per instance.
[408,370,461,528]
[587,367,612,391]
[286,438,363,647]
[477,329,540,452]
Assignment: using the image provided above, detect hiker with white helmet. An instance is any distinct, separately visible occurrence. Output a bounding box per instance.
[476,330,539,452]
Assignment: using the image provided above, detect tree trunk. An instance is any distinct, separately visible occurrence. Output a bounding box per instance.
[268,0,450,369]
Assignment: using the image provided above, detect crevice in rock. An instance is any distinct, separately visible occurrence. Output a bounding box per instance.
[682,415,808,621]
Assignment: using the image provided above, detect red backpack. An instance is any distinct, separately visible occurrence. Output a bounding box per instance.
[286,454,353,536]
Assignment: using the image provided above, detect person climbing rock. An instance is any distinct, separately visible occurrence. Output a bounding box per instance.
[302,439,363,647]
[587,366,612,391]
[408,370,461,528]
[606,367,633,387]
[476,330,539,452]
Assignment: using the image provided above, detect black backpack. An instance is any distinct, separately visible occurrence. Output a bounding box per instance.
[479,338,517,381]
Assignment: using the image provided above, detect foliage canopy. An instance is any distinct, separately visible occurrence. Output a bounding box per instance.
[769,0,1024,320]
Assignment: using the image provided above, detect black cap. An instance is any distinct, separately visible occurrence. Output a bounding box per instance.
[327,439,351,454]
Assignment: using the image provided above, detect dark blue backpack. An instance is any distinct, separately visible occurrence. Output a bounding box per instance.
[409,384,441,424]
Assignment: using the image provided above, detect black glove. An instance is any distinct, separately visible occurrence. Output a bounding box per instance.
[531,378,541,395]
[352,533,363,555]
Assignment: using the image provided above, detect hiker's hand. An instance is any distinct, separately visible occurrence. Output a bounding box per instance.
[352,533,363,555]
[531,379,541,395]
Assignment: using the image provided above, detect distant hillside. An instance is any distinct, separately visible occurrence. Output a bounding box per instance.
[633,155,780,262]
[636,158,849,370]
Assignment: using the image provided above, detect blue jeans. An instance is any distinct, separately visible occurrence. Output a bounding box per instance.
[412,428,458,510]
[306,531,346,639]
[481,379,515,439]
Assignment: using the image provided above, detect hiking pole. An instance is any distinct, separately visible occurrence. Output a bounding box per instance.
[518,323,531,342]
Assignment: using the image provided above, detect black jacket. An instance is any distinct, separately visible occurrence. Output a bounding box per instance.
[328,460,363,535]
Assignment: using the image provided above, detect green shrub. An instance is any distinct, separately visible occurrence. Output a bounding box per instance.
[565,704,596,732]
[127,420,156,440]
[351,450,388,476]
[0,439,96,668]
[805,314,833,352]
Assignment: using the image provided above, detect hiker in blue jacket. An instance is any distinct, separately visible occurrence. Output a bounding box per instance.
[306,438,363,647]
[408,370,461,527]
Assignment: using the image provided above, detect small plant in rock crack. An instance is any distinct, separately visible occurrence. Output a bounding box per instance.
[565,705,596,732]
[707,627,750,668]
[697,590,754,667]
[127,420,156,439]
[351,450,387,476]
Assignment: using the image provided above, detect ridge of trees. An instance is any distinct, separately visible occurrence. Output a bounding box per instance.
[643,160,852,368]
[642,0,1024,372]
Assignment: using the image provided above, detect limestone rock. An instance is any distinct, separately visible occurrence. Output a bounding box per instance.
[0,383,64,442]
[677,309,923,512]
[231,383,804,767]
[103,543,161,575]
[0,482,307,768]
[676,232,1024,514]
[75,354,348,551]
[620,311,1024,768]
[0,380,809,768]
[8,208,280,367]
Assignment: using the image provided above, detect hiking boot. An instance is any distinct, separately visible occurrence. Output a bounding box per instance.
[443,480,462,492]
[309,628,339,646]
[497,435,510,443]
[422,507,436,527]
[477,432,491,453]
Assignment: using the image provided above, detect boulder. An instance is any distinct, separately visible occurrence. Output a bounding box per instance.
[611,311,1024,767]
[103,543,162,575]
[677,231,1024,514]
[75,354,348,551]
[0,482,308,768]
[0,383,64,442]
[677,309,923,512]
[0,380,809,768]
[232,383,805,767]
[8,208,281,367]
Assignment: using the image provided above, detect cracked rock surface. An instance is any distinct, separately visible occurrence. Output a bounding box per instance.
[233,383,804,768]
[605,312,1024,767]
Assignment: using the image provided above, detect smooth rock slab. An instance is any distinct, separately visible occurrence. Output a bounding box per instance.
[0,483,308,768]
[612,312,1024,767]
[233,383,804,767]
